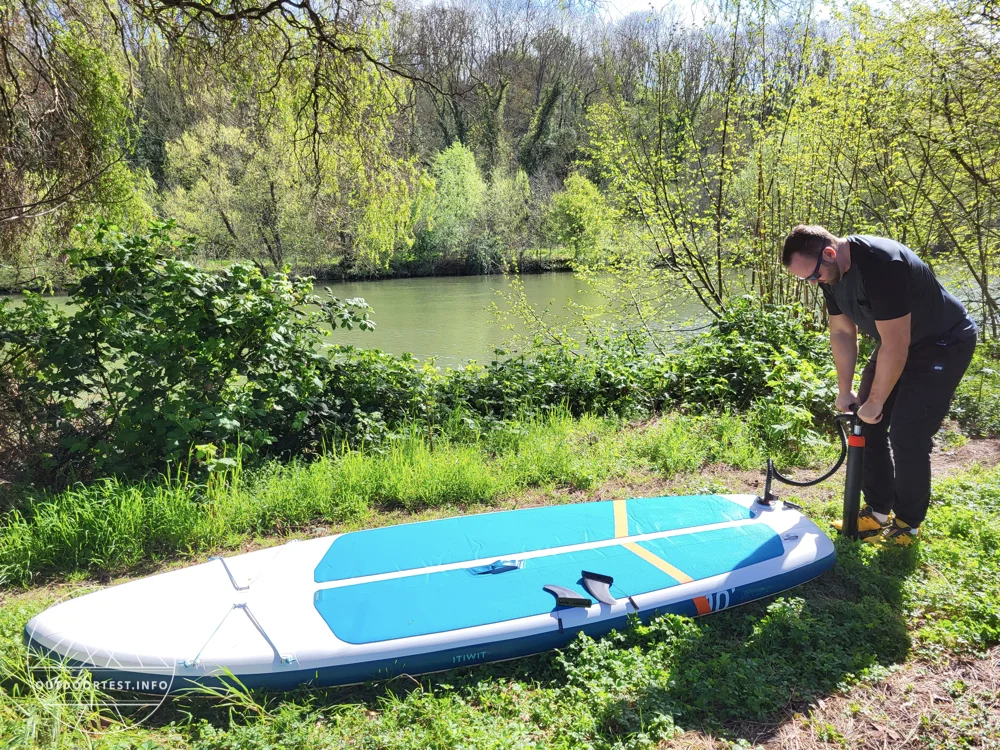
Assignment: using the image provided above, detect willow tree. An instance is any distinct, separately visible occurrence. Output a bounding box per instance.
[2,0,427,279]
[0,0,152,282]
[159,28,422,271]
[136,0,426,272]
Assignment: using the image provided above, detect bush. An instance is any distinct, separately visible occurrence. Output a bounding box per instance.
[322,301,842,460]
[440,335,654,423]
[418,143,486,265]
[472,168,533,271]
[543,173,613,260]
[658,297,837,417]
[0,220,373,487]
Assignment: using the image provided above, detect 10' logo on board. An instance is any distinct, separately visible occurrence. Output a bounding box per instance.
[708,588,737,612]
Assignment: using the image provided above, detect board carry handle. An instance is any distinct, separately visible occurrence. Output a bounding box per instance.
[467,559,523,575]
[581,571,617,606]
[543,584,592,608]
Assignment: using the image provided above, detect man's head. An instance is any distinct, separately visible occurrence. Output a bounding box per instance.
[782,224,843,285]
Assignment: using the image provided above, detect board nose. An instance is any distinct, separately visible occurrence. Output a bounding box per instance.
[22,567,239,676]
[23,595,181,686]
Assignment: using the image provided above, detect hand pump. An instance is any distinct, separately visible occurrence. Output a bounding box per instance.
[757,408,864,540]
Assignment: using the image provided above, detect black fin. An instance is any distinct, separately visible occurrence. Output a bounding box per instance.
[543,584,592,608]
[581,570,617,605]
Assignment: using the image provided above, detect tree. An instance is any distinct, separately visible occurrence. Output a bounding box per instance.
[750,1,1000,333]
[887,0,1000,335]
[1,0,424,280]
[544,173,610,259]
[422,142,487,262]
[587,0,759,319]
[153,11,424,272]
[480,168,532,267]
[163,117,307,270]
[0,1,152,281]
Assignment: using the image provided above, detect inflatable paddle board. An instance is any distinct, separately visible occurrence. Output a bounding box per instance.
[25,494,834,693]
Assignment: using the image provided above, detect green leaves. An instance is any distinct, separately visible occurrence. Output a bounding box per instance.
[2,254,953,491]
[951,349,1000,436]
[0,220,372,486]
[661,298,837,420]
[415,143,488,264]
[544,174,613,261]
[321,291,375,331]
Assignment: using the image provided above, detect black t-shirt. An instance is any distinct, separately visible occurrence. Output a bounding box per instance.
[821,235,976,348]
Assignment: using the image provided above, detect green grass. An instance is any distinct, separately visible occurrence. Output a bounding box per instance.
[1,414,998,747]
[0,410,832,588]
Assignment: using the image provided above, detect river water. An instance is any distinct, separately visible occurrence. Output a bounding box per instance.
[2,273,709,366]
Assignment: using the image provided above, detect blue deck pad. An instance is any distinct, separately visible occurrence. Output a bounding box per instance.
[636,524,785,581]
[314,494,752,583]
[315,523,781,645]
[625,495,752,536]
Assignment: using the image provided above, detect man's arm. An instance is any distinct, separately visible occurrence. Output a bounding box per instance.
[861,315,911,422]
[829,314,859,408]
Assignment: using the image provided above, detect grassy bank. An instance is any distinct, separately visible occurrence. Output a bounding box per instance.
[1,412,999,747]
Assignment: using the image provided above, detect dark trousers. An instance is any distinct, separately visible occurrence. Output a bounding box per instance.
[858,335,976,527]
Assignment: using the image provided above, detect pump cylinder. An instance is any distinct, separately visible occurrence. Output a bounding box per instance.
[841,424,865,539]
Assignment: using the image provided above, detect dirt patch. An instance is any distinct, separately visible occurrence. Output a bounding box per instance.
[932,434,1000,477]
[664,647,1000,749]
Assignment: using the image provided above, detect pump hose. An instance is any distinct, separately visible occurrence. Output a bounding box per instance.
[767,412,853,488]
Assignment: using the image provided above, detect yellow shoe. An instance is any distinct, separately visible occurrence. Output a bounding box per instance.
[877,518,920,547]
[832,505,891,539]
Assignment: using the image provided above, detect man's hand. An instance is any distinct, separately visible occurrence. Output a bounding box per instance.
[857,398,884,424]
[836,391,859,413]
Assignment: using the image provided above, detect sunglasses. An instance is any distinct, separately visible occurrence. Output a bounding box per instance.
[803,251,824,282]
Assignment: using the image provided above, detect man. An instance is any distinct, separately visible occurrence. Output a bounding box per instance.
[782,225,977,545]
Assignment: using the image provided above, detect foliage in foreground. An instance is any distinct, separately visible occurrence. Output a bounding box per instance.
[3,462,999,748]
[0,221,374,486]
[950,340,1000,438]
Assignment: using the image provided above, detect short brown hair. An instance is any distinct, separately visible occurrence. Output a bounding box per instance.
[782,224,838,266]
